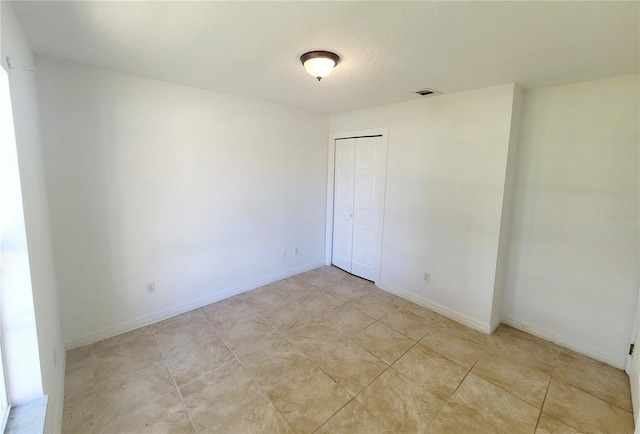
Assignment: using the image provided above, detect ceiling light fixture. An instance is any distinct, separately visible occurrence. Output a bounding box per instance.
[300,51,340,81]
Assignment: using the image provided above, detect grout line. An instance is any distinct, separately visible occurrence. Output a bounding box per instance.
[150,326,199,433]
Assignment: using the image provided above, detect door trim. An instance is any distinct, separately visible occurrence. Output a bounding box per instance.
[325,127,389,285]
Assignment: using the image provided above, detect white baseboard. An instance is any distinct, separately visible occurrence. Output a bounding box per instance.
[377,281,492,334]
[501,316,627,369]
[65,261,325,349]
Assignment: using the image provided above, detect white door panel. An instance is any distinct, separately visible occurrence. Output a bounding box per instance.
[332,139,356,272]
[351,136,384,281]
[332,135,386,282]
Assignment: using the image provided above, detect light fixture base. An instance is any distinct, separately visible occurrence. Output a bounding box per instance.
[300,51,340,66]
[300,51,340,81]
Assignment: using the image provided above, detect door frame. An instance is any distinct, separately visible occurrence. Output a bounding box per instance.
[325,127,389,285]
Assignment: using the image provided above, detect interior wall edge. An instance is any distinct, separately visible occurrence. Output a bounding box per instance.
[501,316,627,369]
[378,281,492,334]
[64,260,325,350]
[42,355,65,433]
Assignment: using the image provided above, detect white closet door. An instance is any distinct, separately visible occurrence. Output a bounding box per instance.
[351,136,384,281]
[332,139,356,272]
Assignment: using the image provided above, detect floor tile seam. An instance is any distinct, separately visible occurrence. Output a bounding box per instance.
[537,410,584,434]
[308,395,353,433]
[311,344,387,397]
[166,325,242,390]
[378,315,431,343]
[539,378,589,434]
[425,351,540,434]
[157,327,222,360]
[151,322,239,399]
[550,358,632,413]
[464,368,546,431]
[482,346,556,379]
[160,344,199,434]
[468,365,547,410]
[415,363,472,434]
[424,367,496,434]
[347,364,396,429]
[350,316,411,366]
[232,345,309,434]
[549,377,634,416]
[414,339,478,371]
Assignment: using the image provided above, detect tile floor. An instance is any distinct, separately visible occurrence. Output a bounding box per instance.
[62,266,634,433]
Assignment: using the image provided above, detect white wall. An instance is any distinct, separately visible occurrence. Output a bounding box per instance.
[330,84,519,332]
[35,58,329,348]
[503,75,640,368]
[0,2,65,431]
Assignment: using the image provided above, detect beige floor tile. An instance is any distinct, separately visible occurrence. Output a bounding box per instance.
[535,412,582,434]
[95,389,194,434]
[285,318,341,357]
[92,326,159,357]
[163,334,235,387]
[393,344,467,400]
[426,402,497,434]
[240,283,290,312]
[354,322,415,364]
[200,397,292,434]
[316,400,388,434]
[307,271,345,289]
[94,370,177,425]
[325,304,376,336]
[357,368,445,432]
[244,347,315,393]
[543,379,634,433]
[449,373,540,433]
[297,290,344,318]
[315,337,388,396]
[472,351,550,408]
[92,338,167,385]
[152,309,202,330]
[419,320,488,369]
[62,270,634,434]
[233,331,299,365]
[349,294,399,319]
[214,316,278,347]
[62,387,94,434]
[199,295,255,330]
[275,278,316,300]
[553,352,632,412]
[261,301,309,333]
[179,359,271,431]
[154,313,216,355]
[380,308,435,341]
[64,346,93,397]
[66,345,92,363]
[489,327,559,375]
[268,365,351,432]
[368,287,409,308]
[322,280,371,302]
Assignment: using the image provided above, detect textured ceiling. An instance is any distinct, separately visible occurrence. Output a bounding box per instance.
[10,1,640,114]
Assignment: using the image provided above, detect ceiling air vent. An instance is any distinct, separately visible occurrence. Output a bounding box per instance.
[415,88,441,96]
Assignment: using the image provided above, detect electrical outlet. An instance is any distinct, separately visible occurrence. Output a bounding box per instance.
[295,247,299,256]
[146,281,156,294]
[282,250,287,259]
[423,272,431,284]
